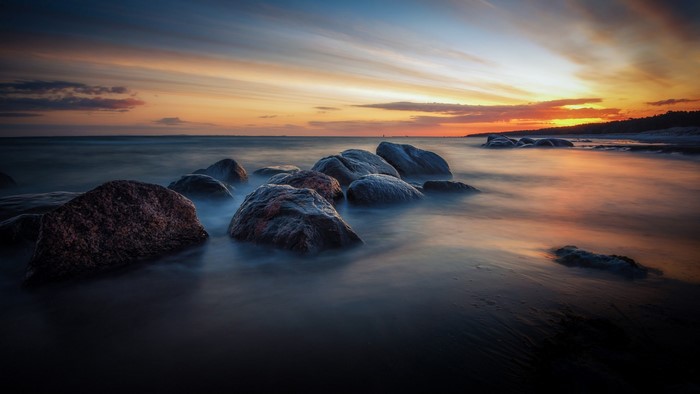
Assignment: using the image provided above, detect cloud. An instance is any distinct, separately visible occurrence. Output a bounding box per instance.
[356,98,620,124]
[0,80,143,114]
[0,112,42,117]
[153,117,216,127]
[646,98,698,106]
[314,106,340,111]
[258,115,277,118]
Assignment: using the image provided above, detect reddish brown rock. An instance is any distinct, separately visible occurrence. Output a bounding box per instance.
[26,180,208,285]
[229,184,361,254]
[268,170,343,204]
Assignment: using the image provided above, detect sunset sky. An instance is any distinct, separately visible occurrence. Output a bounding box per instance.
[1,0,699,136]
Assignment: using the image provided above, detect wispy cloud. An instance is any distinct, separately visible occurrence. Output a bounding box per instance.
[0,80,144,115]
[153,117,215,127]
[357,98,620,124]
[646,98,698,106]
[314,106,340,111]
[258,115,278,119]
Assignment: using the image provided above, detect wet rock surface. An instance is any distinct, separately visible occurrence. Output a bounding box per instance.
[268,170,343,204]
[168,174,233,200]
[423,180,480,193]
[194,158,248,184]
[347,174,424,205]
[311,149,399,185]
[229,184,361,254]
[26,180,208,285]
[376,141,451,176]
[253,165,301,177]
[553,245,658,278]
[0,191,82,221]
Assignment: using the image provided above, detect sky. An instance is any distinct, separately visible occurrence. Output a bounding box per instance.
[0,0,699,136]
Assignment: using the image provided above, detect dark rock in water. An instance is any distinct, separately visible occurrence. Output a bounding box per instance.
[168,174,233,200]
[376,142,451,177]
[0,214,42,245]
[553,245,658,278]
[423,180,480,193]
[228,184,361,254]
[483,136,516,149]
[518,137,536,145]
[311,149,399,185]
[534,138,574,148]
[26,180,208,285]
[0,172,17,189]
[268,170,343,204]
[253,165,300,177]
[194,158,248,184]
[347,174,424,205]
[0,191,81,221]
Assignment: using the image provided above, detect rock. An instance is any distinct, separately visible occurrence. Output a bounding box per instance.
[534,138,574,148]
[376,142,451,177]
[483,136,516,148]
[553,245,659,278]
[311,149,399,186]
[26,180,208,285]
[168,174,233,200]
[347,174,424,205]
[518,137,536,145]
[0,191,81,221]
[423,180,480,193]
[228,184,361,254]
[194,158,248,184]
[267,170,343,204]
[253,165,301,177]
[0,172,17,189]
[0,214,42,245]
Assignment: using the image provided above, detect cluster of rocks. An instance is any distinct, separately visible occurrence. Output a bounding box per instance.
[1,141,482,285]
[483,135,574,149]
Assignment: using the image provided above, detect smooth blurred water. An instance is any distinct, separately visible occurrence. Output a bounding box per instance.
[1,136,699,392]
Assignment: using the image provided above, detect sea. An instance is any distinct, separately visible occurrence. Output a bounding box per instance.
[1,136,699,392]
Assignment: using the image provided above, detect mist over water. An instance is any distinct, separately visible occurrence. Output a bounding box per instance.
[1,136,699,392]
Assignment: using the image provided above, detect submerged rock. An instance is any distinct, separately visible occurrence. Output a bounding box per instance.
[26,180,208,285]
[347,174,424,205]
[422,180,480,193]
[194,158,248,184]
[168,174,233,200]
[229,184,361,254]
[0,214,42,246]
[311,149,399,185]
[0,172,17,189]
[0,191,81,221]
[253,165,301,177]
[376,142,451,176]
[553,245,658,278]
[534,138,574,148]
[268,170,343,204]
[483,135,517,148]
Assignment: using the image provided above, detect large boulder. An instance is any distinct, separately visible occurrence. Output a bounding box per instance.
[0,191,81,221]
[376,142,451,176]
[253,165,300,177]
[553,245,658,278]
[311,149,399,186]
[194,158,248,184]
[0,172,17,189]
[423,180,480,194]
[483,136,516,149]
[268,170,343,204]
[168,174,233,200]
[228,184,361,254]
[347,174,424,205]
[26,180,208,285]
[0,214,42,246]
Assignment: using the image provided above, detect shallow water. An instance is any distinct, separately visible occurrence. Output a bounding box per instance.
[1,136,699,392]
